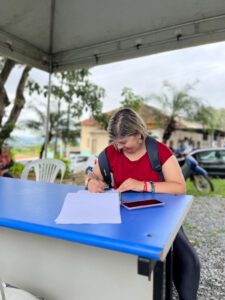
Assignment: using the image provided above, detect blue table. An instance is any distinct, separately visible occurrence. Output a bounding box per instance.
[0,177,193,300]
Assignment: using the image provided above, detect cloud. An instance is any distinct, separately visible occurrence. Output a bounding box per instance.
[90,40,225,111]
[4,40,225,117]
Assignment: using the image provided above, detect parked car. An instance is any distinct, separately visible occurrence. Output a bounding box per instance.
[189,148,225,178]
[70,154,97,174]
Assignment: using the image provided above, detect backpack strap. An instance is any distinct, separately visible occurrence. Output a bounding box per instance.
[98,149,112,188]
[145,136,164,180]
[98,136,164,188]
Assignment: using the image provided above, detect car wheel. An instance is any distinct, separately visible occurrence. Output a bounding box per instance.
[193,175,214,193]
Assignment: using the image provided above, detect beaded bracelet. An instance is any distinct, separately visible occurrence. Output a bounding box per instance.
[143,181,148,192]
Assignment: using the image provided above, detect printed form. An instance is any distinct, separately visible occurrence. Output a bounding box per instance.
[55,190,121,224]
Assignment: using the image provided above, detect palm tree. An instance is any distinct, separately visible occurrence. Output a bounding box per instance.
[148,81,201,143]
[20,103,76,158]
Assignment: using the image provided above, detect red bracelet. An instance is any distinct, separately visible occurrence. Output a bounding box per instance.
[143,181,148,192]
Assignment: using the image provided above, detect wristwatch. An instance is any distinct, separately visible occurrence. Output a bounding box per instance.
[149,181,155,193]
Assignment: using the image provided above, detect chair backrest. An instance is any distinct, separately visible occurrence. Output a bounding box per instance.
[0,279,45,300]
[21,158,66,184]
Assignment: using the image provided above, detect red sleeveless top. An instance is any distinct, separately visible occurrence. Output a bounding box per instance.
[105,141,173,189]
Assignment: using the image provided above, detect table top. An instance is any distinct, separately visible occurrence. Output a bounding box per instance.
[0,177,193,261]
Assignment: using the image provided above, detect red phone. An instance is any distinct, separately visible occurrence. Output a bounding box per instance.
[121,199,165,210]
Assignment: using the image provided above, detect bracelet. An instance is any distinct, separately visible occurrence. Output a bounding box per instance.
[149,181,155,193]
[143,181,148,192]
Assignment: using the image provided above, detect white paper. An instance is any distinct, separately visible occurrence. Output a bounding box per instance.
[55,190,121,224]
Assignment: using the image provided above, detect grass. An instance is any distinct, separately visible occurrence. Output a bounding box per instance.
[186,178,225,197]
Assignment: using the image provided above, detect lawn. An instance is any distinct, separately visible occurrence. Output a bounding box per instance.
[186,178,225,197]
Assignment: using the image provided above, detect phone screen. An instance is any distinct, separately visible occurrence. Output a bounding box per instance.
[121,199,165,210]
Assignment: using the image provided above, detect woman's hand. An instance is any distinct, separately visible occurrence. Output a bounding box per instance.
[117,178,144,192]
[88,178,106,193]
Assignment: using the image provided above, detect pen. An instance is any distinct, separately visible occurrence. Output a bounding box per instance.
[88,166,113,192]
[87,166,97,179]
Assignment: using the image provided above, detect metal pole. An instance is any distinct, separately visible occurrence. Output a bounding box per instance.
[44,72,52,158]
[44,0,55,158]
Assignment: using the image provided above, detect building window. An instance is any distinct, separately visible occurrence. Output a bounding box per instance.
[203,132,208,141]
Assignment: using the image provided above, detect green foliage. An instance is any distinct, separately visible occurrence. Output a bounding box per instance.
[45,69,105,118]
[120,87,143,111]
[193,105,216,132]
[93,113,111,131]
[147,81,203,143]
[9,162,25,178]
[21,68,105,157]
[94,87,144,130]
[13,146,40,156]
[26,79,42,95]
[149,81,201,119]
[56,157,71,179]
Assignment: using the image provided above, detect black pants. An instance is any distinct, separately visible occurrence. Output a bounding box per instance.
[173,227,200,300]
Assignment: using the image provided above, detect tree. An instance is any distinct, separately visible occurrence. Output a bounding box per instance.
[20,102,73,158]
[0,58,32,148]
[193,105,215,132]
[120,87,143,111]
[147,81,202,143]
[193,105,225,146]
[21,69,105,157]
[94,87,144,130]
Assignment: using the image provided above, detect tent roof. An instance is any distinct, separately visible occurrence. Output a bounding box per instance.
[0,0,225,72]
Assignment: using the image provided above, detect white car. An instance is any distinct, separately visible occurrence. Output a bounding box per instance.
[70,155,97,174]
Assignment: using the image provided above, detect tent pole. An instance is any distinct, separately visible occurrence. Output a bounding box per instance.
[44,72,52,158]
[44,0,55,158]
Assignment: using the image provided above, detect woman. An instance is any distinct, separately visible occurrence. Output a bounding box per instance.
[87,108,185,194]
[0,146,14,178]
[86,108,200,300]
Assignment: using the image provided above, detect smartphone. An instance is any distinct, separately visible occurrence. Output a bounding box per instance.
[121,199,165,210]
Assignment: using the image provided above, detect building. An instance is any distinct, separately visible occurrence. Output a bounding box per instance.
[80,104,225,155]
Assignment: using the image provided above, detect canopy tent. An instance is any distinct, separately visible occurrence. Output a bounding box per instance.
[1,0,225,157]
[0,0,225,73]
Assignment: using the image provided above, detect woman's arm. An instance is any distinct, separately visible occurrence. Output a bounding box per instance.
[153,155,186,194]
[85,160,106,192]
[117,155,186,194]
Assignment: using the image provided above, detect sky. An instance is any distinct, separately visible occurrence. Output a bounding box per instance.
[89,40,225,112]
[5,40,225,126]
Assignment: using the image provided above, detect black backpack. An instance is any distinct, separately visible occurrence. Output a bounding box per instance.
[98,136,164,188]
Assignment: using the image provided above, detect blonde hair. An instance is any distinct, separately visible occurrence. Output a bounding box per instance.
[108,108,147,141]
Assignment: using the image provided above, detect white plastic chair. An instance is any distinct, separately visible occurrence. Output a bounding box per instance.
[0,279,46,300]
[21,158,66,184]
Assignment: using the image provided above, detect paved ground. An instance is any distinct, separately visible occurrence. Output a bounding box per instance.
[173,196,225,299]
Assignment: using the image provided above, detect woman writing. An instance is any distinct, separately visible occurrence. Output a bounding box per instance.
[86,108,200,300]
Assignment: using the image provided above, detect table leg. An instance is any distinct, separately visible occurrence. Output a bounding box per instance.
[153,261,164,300]
[165,249,173,300]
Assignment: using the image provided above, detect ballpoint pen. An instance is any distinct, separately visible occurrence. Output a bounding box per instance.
[87,166,97,179]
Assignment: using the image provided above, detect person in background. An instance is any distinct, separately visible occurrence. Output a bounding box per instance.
[85,108,200,300]
[0,145,14,178]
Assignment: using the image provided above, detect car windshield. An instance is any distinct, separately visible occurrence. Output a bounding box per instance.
[196,150,218,162]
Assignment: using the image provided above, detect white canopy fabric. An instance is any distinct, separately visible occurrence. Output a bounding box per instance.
[0,0,225,72]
